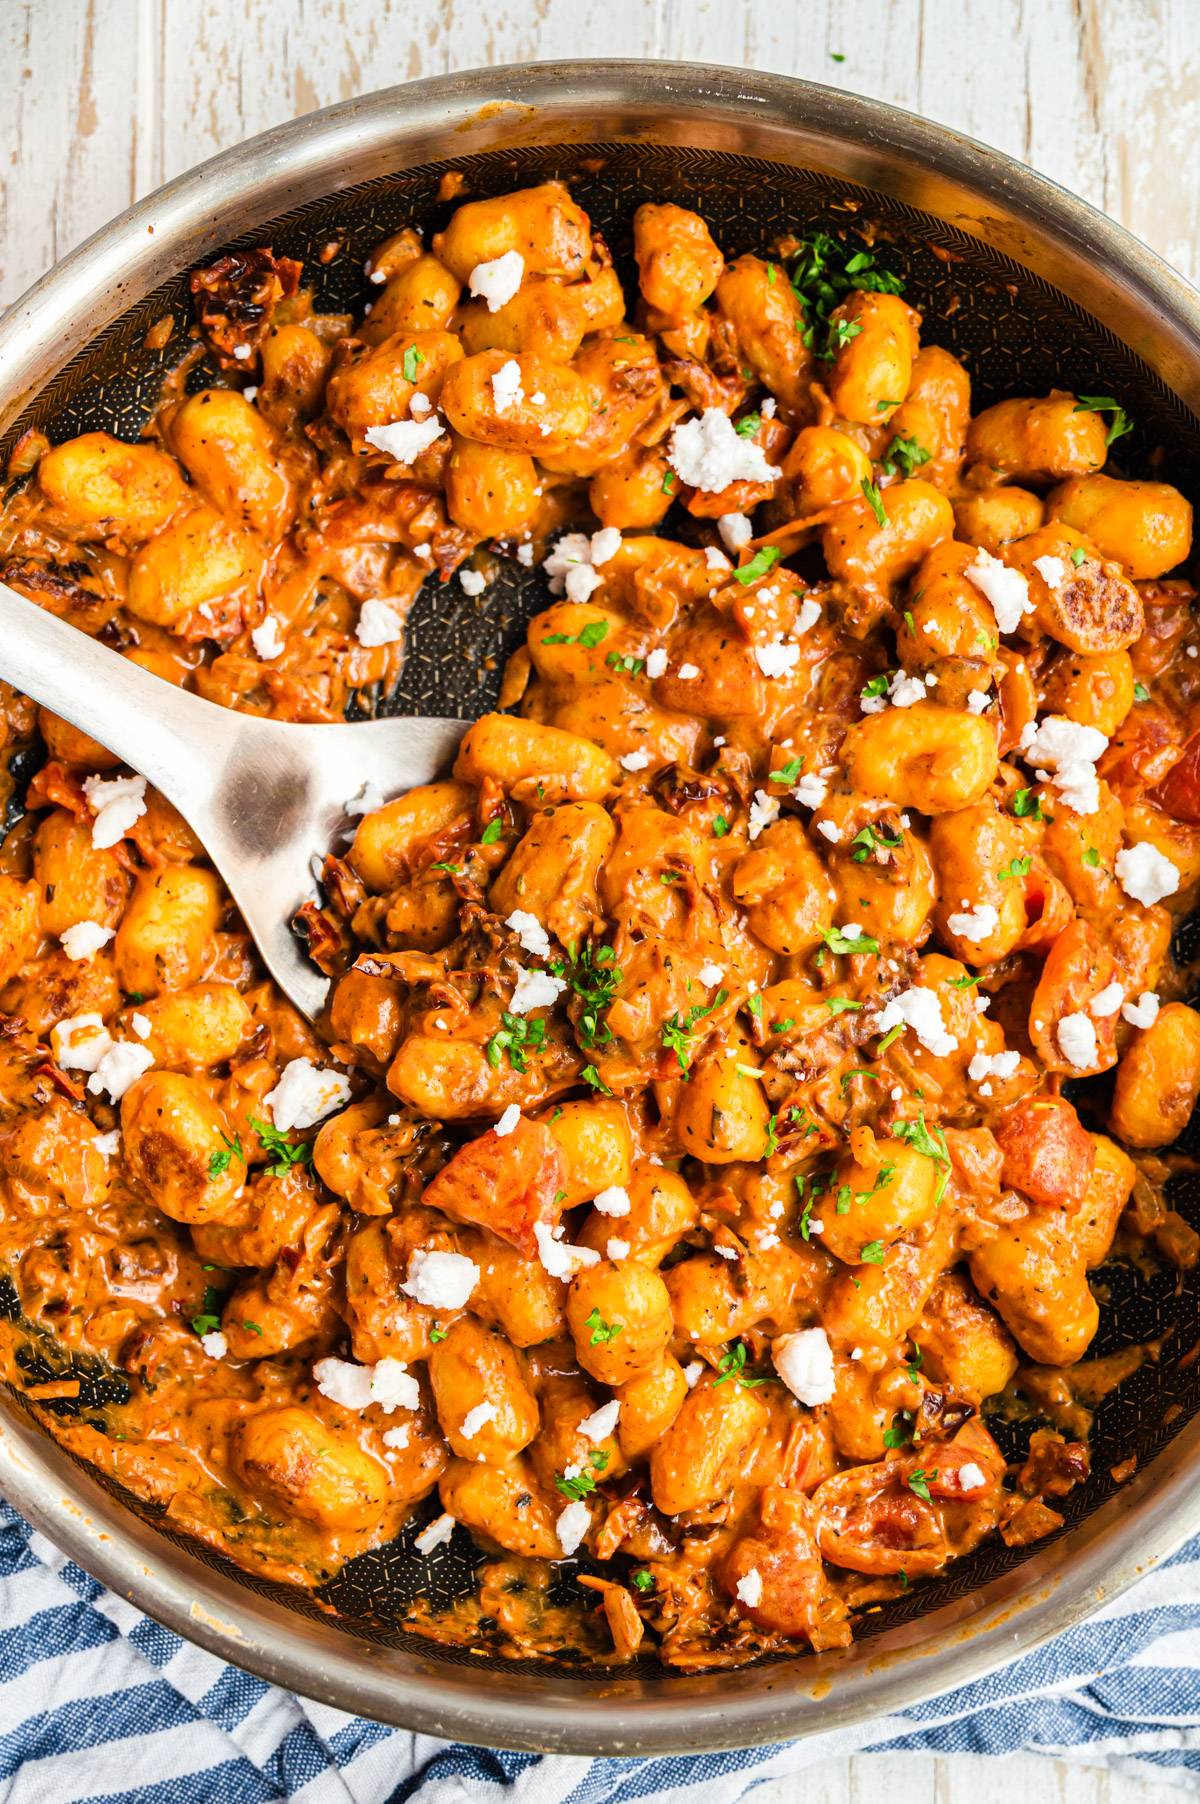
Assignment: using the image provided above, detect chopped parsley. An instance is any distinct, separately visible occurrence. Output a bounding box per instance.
[881,431,931,481]
[1012,788,1043,820]
[1070,545,1087,568]
[661,990,729,1076]
[861,673,890,701]
[248,1116,315,1177]
[586,1308,622,1347]
[208,1131,245,1182]
[883,1414,913,1449]
[712,1340,773,1389]
[860,1241,885,1264]
[747,994,763,1020]
[485,1012,546,1074]
[735,545,781,586]
[848,823,903,865]
[631,1568,655,1592]
[402,345,424,381]
[1083,846,1100,867]
[764,1111,780,1158]
[556,1449,609,1500]
[903,609,916,635]
[770,756,806,784]
[191,1285,222,1338]
[479,819,503,845]
[826,997,863,1017]
[580,1063,613,1096]
[822,924,880,956]
[1134,681,1150,702]
[769,1017,796,1034]
[735,412,762,439]
[907,1468,937,1504]
[876,1022,905,1052]
[860,478,888,527]
[542,620,609,649]
[906,1344,924,1384]
[712,814,729,839]
[1074,394,1132,445]
[953,973,983,989]
[606,650,645,677]
[894,1111,951,1202]
[429,861,461,875]
[662,470,676,495]
[429,1323,447,1342]
[998,855,1033,882]
[788,233,905,362]
[242,1320,263,1337]
[549,940,622,1051]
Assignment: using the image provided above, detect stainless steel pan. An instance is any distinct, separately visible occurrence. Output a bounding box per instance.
[2,59,1199,1755]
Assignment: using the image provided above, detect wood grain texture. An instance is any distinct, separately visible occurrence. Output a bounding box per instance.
[2,5,1199,1800]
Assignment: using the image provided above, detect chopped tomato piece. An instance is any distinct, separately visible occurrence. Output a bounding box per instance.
[422,1117,566,1256]
[994,1095,1096,1209]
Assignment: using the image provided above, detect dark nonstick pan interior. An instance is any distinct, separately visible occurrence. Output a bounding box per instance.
[4,136,1200,1677]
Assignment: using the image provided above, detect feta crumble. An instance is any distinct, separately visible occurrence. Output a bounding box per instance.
[1057,1012,1098,1069]
[645,648,668,680]
[966,688,991,715]
[591,527,622,566]
[364,416,446,463]
[1122,991,1161,1029]
[946,903,1000,943]
[92,1130,121,1158]
[1115,842,1180,907]
[251,616,286,660]
[683,1361,704,1388]
[414,1512,456,1554]
[314,1355,420,1414]
[1021,716,1109,817]
[53,1012,112,1073]
[382,1425,411,1450]
[355,599,404,647]
[410,393,432,418]
[1090,982,1125,1017]
[817,820,842,844]
[131,1012,151,1039]
[579,1399,620,1443]
[494,1103,522,1137]
[718,512,754,554]
[459,568,486,597]
[705,545,732,572]
[606,1238,630,1260]
[60,921,114,962]
[84,772,147,850]
[957,1462,988,1492]
[676,663,700,680]
[534,1220,601,1279]
[772,1327,836,1405]
[265,1058,351,1131]
[669,409,774,492]
[468,249,524,310]
[593,1185,631,1217]
[873,987,959,1057]
[735,1569,763,1609]
[508,966,567,1015]
[401,1248,479,1309]
[491,358,524,414]
[1033,554,1067,589]
[620,749,651,772]
[458,1401,496,1441]
[967,1050,1020,1082]
[698,962,725,986]
[556,1500,592,1557]
[88,1041,154,1102]
[505,910,552,958]
[748,789,780,841]
[964,548,1035,634]
[795,596,822,636]
[200,1330,228,1359]
[754,639,802,679]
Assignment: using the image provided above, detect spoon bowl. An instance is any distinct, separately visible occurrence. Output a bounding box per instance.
[0,577,466,1018]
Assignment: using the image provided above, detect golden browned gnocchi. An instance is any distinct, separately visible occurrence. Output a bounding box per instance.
[2,182,1196,1679]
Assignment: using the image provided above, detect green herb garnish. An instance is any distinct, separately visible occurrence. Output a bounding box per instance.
[207,1131,245,1182]
[586,1308,623,1347]
[860,478,887,527]
[248,1116,315,1178]
[881,431,930,481]
[1074,395,1132,445]
[485,1012,547,1074]
[735,546,782,587]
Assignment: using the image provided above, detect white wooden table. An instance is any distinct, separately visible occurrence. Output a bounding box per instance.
[3,2,1200,1798]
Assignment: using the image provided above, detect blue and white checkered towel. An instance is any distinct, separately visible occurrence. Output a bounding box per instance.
[7,1498,1200,1804]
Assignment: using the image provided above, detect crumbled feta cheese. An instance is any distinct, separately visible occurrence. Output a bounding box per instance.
[1057,1012,1098,1069]
[409,393,432,418]
[748,788,780,841]
[382,1425,410,1451]
[355,599,404,646]
[967,1049,1020,1083]
[401,1248,479,1309]
[364,416,446,463]
[620,749,651,772]
[415,1512,457,1554]
[590,527,622,567]
[888,669,928,708]
[964,548,1035,634]
[251,616,286,660]
[344,781,385,817]
[698,962,725,986]
[579,1399,620,1443]
[200,1330,228,1359]
[232,343,251,361]
[459,568,486,597]
[975,995,991,1013]
[1115,842,1180,906]
[705,545,732,572]
[84,772,147,850]
[516,542,534,566]
[754,639,802,679]
[468,249,525,310]
[683,1361,704,1388]
[266,1058,351,1131]
[593,1185,630,1217]
[567,565,604,603]
[508,966,567,1015]
[53,1013,113,1073]
[459,1401,496,1440]
[556,1500,591,1557]
[761,397,777,418]
[669,410,774,492]
[1022,716,1109,817]
[645,647,668,679]
[773,1327,836,1405]
[817,820,842,844]
[1033,555,1067,589]
[966,688,991,715]
[606,1238,630,1260]
[714,1244,737,1261]
[534,1221,601,1279]
[718,512,754,554]
[87,1041,154,1102]
[505,909,551,959]
[757,1231,780,1250]
[315,1355,420,1414]
[494,1104,522,1137]
[1090,982,1125,1017]
[947,903,1000,943]
[491,358,524,413]
[92,1130,121,1158]
[873,988,958,1057]
[242,386,258,402]
[543,533,591,594]
[957,1462,988,1492]
[790,769,827,808]
[677,663,700,680]
[131,1012,151,1039]
[795,596,822,636]
[60,921,114,963]
[1122,991,1161,1029]
[735,1568,763,1608]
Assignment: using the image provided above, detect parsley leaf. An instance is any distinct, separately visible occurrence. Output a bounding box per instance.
[542,620,609,649]
[713,1340,773,1388]
[907,1467,937,1503]
[953,973,983,989]
[191,1285,222,1338]
[861,673,890,700]
[555,1449,610,1500]
[822,924,880,956]
[632,1568,655,1592]
[550,940,622,1051]
[662,470,676,495]
[479,819,503,845]
[894,1111,952,1202]
[712,814,729,839]
[735,412,762,439]
[248,1116,315,1178]
[207,1131,245,1182]
[586,1307,622,1347]
[242,1319,263,1336]
[883,1415,912,1449]
[1071,545,1087,568]
[429,1323,447,1342]
[735,546,781,587]
[1134,681,1150,702]
[606,650,645,677]
[581,1063,613,1096]
[860,1240,885,1264]
[998,855,1033,882]
[1074,394,1132,445]
[1012,788,1043,820]
[485,1011,547,1074]
[764,1111,780,1158]
[881,431,931,481]
[661,989,730,1076]
[770,755,806,784]
[826,997,863,1016]
[402,345,424,381]
[860,478,888,527]
[848,823,903,864]
[1083,846,1100,867]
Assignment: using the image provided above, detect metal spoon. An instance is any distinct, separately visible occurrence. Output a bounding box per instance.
[0,580,468,1020]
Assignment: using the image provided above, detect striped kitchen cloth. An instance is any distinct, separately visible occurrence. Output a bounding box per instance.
[7,1499,1200,1804]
